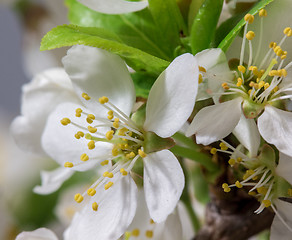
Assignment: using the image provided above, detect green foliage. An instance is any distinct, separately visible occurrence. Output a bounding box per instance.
[131,72,156,98]
[218,0,275,52]
[190,0,224,54]
[192,165,210,204]
[40,24,170,76]
[65,0,173,60]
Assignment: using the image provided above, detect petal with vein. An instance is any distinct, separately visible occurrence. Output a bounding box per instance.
[276,152,292,185]
[16,228,58,240]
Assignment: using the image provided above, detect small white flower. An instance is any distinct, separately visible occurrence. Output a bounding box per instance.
[77,0,148,14]
[39,45,198,239]
[15,228,58,240]
[186,1,292,157]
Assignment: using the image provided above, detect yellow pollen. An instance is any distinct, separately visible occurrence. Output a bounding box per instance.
[219,142,228,151]
[82,93,91,100]
[281,69,288,77]
[80,153,89,162]
[85,133,92,139]
[87,188,96,196]
[238,65,246,73]
[199,66,206,72]
[107,114,114,120]
[269,70,278,76]
[74,193,83,203]
[228,158,236,166]
[264,83,270,90]
[248,89,252,95]
[126,152,136,159]
[87,114,95,120]
[221,82,229,90]
[252,176,258,180]
[236,78,243,87]
[88,126,97,133]
[281,54,287,60]
[104,181,114,190]
[248,191,256,196]
[246,31,255,40]
[88,140,95,150]
[112,147,119,156]
[108,110,113,115]
[284,27,292,37]
[64,162,74,168]
[86,117,93,124]
[118,127,128,136]
[75,131,85,139]
[244,14,254,24]
[92,202,98,211]
[138,149,147,158]
[288,189,292,197]
[113,122,119,129]
[132,229,140,237]
[273,86,279,93]
[249,81,255,87]
[103,171,109,177]
[236,157,242,163]
[222,183,231,193]
[106,130,114,140]
[269,42,277,49]
[257,186,268,195]
[258,81,265,89]
[235,181,243,188]
[198,74,203,84]
[100,160,109,166]
[61,118,71,126]
[259,9,267,17]
[107,172,114,178]
[75,108,82,117]
[262,199,271,208]
[210,148,217,155]
[145,230,153,238]
[120,168,128,176]
[99,96,109,104]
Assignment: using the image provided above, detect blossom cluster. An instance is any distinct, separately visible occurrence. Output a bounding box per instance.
[9,0,292,239]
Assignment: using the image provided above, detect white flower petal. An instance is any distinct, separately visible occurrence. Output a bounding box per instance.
[16,228,58,240]
[195,48,232,101]
[276,152,292,185]
[10,68,80,155]
[41,102,113,171]
[233,114,260,157]
[77,0,148,14]
[62,46,135,117]
[160,211,183,240]
[65,175,138,240]
[144,53,198,138]
[186,98,242,145]
[270,200,292,240]
[33,167,74,195]
[143,150,184,223]
[258,106,292,157]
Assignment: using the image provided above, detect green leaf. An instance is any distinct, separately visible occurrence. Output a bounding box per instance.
[218,0,274,52]
[131,72,156,98]
[40,24,170,76]
[148,0,187,55]
[65,0,172,60]
[192,165,210,204]
[190,0,223,54]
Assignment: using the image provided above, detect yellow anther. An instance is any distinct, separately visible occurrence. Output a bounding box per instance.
[228,158,236,166]
[86,117,93,124]
[236,157,242,163]
[108,110,113,115]
[262,199,271,208]
[238,65,246,73]
[259,9,267,17]
[249,81,255,87]
[87,188,96,196]
[112,147,119,156]
[281,69,288,77]
[99,96,109,104]
[145,230,153,238]
[75,131,85,139]
[269,42,277,49]
[248,89,252,95]
[80,153,89,162]
[120,168,128,176]
[107,114,113,120]
[82,93,91,100]
[221,82,229,90]
[100,160,109,166]
[150,219,155,224]
[199,66,206,72]
[64,162,74,168]
[222,183,231,193]
[252,176,258,180]
[113,122,119,129]
[246,31,255,40]
[281,54,287,60]
[75,108,82,117]
[85,133,92,139]
[61,118,71,126]
[246,169,255,175]
[288,189,292,197]
[88,126,97,133]
[106,130,114,140]
[198,74,203,84]
[87,114,95,120]
[128,131,133,137]
[248,191,256,196]
[273,86,279,93]
[138,149,147,158]
[118,127,128,136]
[92,202,98,211]
[103,171,109,177]
[235,181,243,188]
[236,78,243,87]
[284,27,292,37]
[74,193,83,203]
[132,229,140,237]
[210,148,217,155]
[104,181,114,190]
[88,140,95,150]
[219,142,228,151]
[257,186,268,195]
[264,83,270,90]
[244,14,254,24]
[126,152,136,159]
[258,81,265,89]
[114,118,119,122]
[107,172,114,178]
[253,83,259,90]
